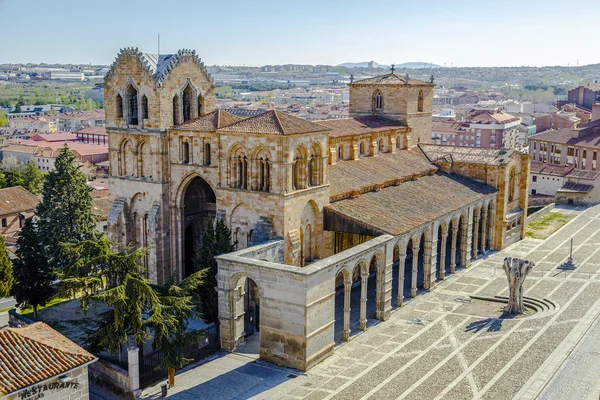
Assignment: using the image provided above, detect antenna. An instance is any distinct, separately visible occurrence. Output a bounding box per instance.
[158,33,160,55]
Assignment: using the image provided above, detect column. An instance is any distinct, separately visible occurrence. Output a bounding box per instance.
[481,208,488,254]
[175,205,184,282]
[127,346,140,395]
[343,281,351,341]
[360,270,368,331]
[488,205,495,251]
[397,251,406,306]
[439,230,448,279]
[472,210,480,260]
[450,222,458,274]
[424,233,435,290]
[411,239,419,298]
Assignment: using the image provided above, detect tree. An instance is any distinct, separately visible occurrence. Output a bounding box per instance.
[193,216,236,323]
[11,218,56,321]
[35,145,96,268]
[0,170,7,189]
[4,169,24,188]
[21,161,45,195]
[14,101,22,113]
[0,111,8,127]
[503,257,534,314]
[0,236,14,298]
[61,235,203,382]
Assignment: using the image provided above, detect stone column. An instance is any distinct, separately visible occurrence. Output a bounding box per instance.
[175,205,184,282]
[463,212,472,265]
[360,270,368,331]
[481,208,488,254]
[450,222,458,274]
[127,346,140,395]
[439,230,448,279]
[423,233,435,290]
[343,280,351,341]
[472,209,480,260]
[398,251,406,306]
[411,239,419,298]
[488,205,496,251]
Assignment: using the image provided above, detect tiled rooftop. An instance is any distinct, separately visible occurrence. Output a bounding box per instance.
[326,172,496,236]
[317,115,406,138]
[175,110,241,131]
[218,110,327,135]
[529,119,600,149]
[329,149,436,199]
[419,144,514,166]
[530,160,573,177]
[350,73,433,86]
[558,181,594,193]
[0,186,39,216]
[0,322,96,395]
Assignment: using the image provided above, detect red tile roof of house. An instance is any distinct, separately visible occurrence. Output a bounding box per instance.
[350,72,433,86]
[0,322,96,395]
[175,110,241,131]
[218,110,327,135]
[317,116,406,138]
[30,133,79,142]
[529,160,573,177]
[0,186,39,216]
[529,119,600,149]
[74,126,107,136]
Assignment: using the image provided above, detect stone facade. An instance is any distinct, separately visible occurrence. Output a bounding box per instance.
[5,367,90,400]
[106,47,530,371]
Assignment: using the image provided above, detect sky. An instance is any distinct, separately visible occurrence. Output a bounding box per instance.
[1,0,599,68]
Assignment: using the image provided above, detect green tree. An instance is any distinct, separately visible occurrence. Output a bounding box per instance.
[12,218,56,321]
[14,101,22,113]
[36,145,96,269]
[21,160,45,195]
[0,236,14,298]
[4,169,24,187]
[193,217,236,323]
[0,170,7,189]
[0,111,8,127]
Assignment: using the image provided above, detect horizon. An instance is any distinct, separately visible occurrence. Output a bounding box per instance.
[1,0,599,68]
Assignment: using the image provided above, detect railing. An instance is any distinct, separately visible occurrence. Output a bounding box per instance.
[139,324,220,389]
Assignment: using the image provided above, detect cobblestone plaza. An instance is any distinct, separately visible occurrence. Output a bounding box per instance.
[142,204,600,399]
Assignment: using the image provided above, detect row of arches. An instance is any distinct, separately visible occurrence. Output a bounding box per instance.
[118,139,152,178]
[336,134,407,161]
[292,142,323,190]
[181,140,211,166]
[115,81,204,127]
[229,144,272,192]
[370,89,424,113]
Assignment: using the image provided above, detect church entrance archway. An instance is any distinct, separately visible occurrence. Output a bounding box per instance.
[182,176,216,277]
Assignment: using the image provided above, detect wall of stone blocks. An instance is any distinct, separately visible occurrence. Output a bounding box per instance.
[7,366,91,400]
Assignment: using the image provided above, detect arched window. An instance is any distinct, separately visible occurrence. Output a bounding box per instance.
[308,156,314,186]
[204,143,211,166]
[235,155,248,189]
[360,142,365,156]
[509,167,517,202]
[116,94,123,118]
[126,85,138,125]
[172,95,180,126]
[379,138,384,152]
[182,141,190,164]
[243,156,248,188]
[292,146,308,190]
[247,229,254,247]
[292,157,299,190]
[140,143,152,178]
[198,95,203,117]
[309,143,322,186]
[141,95,148,120]
[264,158,270,192]
[372,90,383,112]
[338,145,343,160]
[183,84,193,123]
[418,90,424,112]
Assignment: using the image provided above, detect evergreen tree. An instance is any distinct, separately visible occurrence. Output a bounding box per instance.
[21,161,44,195]
[12,218,55,321]
[4,169,24,188]
[36,145,96,268]
[193,217,236,323]
[0,170,7,189]
[0,236,14,298]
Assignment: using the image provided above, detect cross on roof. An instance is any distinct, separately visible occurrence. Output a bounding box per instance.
[390,64,395,74]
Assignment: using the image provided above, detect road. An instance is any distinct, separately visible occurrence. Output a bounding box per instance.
[0,297,16,327]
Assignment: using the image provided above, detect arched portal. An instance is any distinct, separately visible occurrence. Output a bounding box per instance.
[181,176,216,277]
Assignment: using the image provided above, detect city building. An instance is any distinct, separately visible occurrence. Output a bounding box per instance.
[8,115,58,132]
[0,186,39,242]
[75,126,108,145]
[0,322,96,400]
[105,48,529,371]
[561,83,600,110]
[58,110,105,131]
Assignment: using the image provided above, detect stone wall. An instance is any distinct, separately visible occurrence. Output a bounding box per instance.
[6,366,91,400]
[526,203,555,224]
[89,359,132,399]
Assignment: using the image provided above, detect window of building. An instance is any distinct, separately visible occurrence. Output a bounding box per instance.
[359,142,366,156]
[532,175,537,182]
[126,85,138,125]
[338,145,343,160]
[116,94,123,118]
[141,95,149,120]
[173,95,180,126]
[417,90,424,112]
[204,143,211,166]
[372,90,383,112]
[182,141,190,163]
[1,218,6,228]
[183,84,193,123]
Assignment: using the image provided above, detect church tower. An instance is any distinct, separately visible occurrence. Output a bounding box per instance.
[104,47,214,284]
[348,69,435,146]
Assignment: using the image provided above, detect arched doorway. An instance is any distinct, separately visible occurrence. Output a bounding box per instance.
[243,278,260,338]
[182,176,216,277]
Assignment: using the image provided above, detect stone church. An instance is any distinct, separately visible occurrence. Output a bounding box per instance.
[105,48,530,370]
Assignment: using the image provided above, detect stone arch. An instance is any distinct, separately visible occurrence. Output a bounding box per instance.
[228,143,249,189]
[250,145,272,191]
[230,202,252,251]
[138,141,152,178]
[436,220,450,280]
[229,272,262,340]
[370,251,386,319]
[182,81,196,123]
[372,90,383,112]
[119,139,135,176]
[116,93,123,118]
[337,145,343,161]
[418,90,424,112]
[292,144,308,190]
[204,142,211,166]
[378,137,385,153]
[182,140,190,164]
[359,141,366,156]
[308,142,323,186]
[125,83,138,125]
[300,200,320,264]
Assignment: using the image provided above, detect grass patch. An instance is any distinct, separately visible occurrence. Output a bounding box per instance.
[20,294,71,319]
[526,212,574,240]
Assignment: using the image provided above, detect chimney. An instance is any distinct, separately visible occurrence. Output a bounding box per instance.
[592,103,600,122]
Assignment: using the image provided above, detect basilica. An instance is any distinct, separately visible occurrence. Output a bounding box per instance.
[105,48,529,370]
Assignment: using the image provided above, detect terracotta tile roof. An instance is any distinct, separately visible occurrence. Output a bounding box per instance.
[0,186,39,216]
[1,144,39,155]
[0,322,96,395]
[419,144,514,166]
[469,110,519,124]
[325,172,496,236]
[529,120,600,149]
[74,126,107,136]
[530,160,573,177]
[432,118,465,134]
[329,149,436,199]
[31,133,79,142]
[175,110,241,131]
[218,110,327,135]
[317,116,406,138]
[350,73,433,86]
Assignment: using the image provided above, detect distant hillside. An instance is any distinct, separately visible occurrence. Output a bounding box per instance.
[339,61,441,69]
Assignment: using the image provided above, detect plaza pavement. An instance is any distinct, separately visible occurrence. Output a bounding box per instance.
[141,204,600,400]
